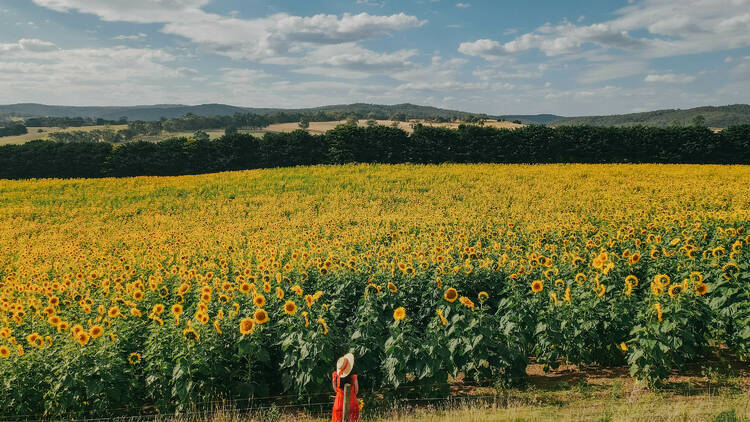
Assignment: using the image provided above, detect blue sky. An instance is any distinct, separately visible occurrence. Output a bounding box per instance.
[1,0,749,115]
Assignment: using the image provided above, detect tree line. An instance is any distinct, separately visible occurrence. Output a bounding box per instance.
[24,116,128,127]
[0,123,28,137]
[0,123,748,179]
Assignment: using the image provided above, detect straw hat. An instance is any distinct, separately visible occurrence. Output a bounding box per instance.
[336,353,354,377]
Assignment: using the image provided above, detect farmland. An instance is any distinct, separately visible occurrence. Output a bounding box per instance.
[0,124,128,145]
[0,163,749,419]
[0,119,521,144]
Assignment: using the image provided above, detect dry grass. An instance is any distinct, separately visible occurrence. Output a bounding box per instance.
[145,391,749,422]
[0,124,128,145]
[265,119,523,134]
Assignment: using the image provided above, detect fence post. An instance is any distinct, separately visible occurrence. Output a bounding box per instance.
[343,383,351,422]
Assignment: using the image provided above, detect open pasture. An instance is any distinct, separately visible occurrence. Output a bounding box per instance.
[0,124,129,145]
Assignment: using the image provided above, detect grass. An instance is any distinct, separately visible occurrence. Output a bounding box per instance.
[86,360,750,422]
[0,124,128,144]
[118,387,750,422]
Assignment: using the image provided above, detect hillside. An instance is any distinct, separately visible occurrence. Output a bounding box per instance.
[0,102,484,122]
[555,104,750,127]
[497,114,564,124]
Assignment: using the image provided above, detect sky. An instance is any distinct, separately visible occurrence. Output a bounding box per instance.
[1,0,749,116]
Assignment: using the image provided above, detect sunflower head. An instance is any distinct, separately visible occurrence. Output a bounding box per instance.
[254,309,269,324]
[77,332,90,346]
[444,288,458,302]
[531,280,544,293]
[239,317,255,335]
[283,300,297,315]
[393,306,406,321]
[90,325,103,338]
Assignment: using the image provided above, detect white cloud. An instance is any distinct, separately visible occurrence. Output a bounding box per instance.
[161,12,425,61]
[112,33,147,40]
[460,0,750,60]
[456,3,470,8]
[0,40,185,104]
[644,73,697,83]
[33,0,426,63]
[0,38,58,52]
[31,0,210,23]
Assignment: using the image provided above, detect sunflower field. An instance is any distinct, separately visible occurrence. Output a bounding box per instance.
[0,163,749,418]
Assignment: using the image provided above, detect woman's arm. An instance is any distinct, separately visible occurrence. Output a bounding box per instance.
[332,374,337,392]
[353,376,358,396]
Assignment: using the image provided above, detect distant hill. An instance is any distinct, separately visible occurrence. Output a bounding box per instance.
[555,104,750,128]
[0,103,484,122]
[497,114,564,124]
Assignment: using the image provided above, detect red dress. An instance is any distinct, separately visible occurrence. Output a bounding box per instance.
[331,372,360,422]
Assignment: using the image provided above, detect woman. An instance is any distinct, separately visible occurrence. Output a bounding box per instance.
[331,353,360,422]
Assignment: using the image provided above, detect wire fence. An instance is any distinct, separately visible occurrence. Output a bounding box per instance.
[2,381,749,422]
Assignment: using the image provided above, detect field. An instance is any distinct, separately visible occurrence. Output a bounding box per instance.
[0,124,129,145]
[0,119,522,144]
[0,163,749,419]
[265,119,523,134]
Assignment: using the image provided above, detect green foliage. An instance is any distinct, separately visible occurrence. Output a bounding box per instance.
[556,104,750,128]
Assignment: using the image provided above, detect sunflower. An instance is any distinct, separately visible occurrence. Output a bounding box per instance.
[240,283,252,294]
[387,282,398,293]
[0,346,9,358]
[478,291,489,302]
[654,303,663,322]
[183,328,199,341]
[90,325,103,338]
[239,317,255,335]
[152,304,164,315]
[393,306,406,321]
[531,280,544,293]
[317,318,329,335]
[653,274,671,286]
[459,296,475,310]
[77,331,90,346]
[254,309,269,324]
[276,287,284,299]
[283,300,298,315]
[263,282,271,293]
[133,290,143,301]
[668,284,682,297]
[596,284,606,297]
[444,288,458,302]
[624,275,639,286]
[722,263,740,279]
[575,273,586,284]
[213,319,222,334]
[305,294,314,308]
[108,306,121,318]
[564,287,571,302]
[695,282,708,296]
[128,352,141,365]
[171,304,183,316]
[620,342,628,352]
[436,309,448,326]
